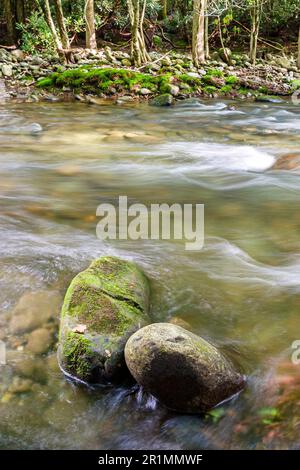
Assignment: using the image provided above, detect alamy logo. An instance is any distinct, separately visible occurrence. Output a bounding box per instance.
[96,196,205,251]
[291,340,300,365]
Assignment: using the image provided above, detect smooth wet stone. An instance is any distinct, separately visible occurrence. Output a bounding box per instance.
[169,84,180,96]
[271,154,300,171]
[125,323,245,413]
[140,88,152,95]
[9,290,62,334]
[58,256,150,384]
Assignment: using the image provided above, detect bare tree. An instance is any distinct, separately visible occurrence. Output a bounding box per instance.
[40,0,63,51]
[160,0,168,19]
[249,0,263,65]
[54,0,70,49]
[85,0,97,49]
[4,0,16,44]
[127,0,150,66]
[192,0,207,66]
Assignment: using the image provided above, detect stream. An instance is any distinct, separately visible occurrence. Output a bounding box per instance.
[0,98,300,449]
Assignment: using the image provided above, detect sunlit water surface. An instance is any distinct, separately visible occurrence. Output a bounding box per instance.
[1,98,300,449]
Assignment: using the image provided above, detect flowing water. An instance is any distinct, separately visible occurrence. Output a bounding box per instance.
[1,98,300,449]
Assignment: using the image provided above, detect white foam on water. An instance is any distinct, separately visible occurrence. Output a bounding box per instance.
[152,142,276,172]
[196,237,300,291]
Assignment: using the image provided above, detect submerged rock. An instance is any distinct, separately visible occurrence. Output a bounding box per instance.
[125,323,245,413]
[271,153,300,171]
[58,256,150,384]
[151,93,174,106]
[26,327,53,355]
[9,290,62,334]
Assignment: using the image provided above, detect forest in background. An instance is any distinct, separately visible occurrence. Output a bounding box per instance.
[0,1,300,67]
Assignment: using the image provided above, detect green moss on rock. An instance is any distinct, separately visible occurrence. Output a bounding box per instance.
[151,93,174,106]
[59,256,150,384]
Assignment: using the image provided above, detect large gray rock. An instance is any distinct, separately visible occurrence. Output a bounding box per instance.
[125,323,245,413]
[58,256,150,384]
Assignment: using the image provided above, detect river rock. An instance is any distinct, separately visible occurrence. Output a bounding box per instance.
[9,290,62,334]
[125,323,245,413]
[271,153,300,171]
[140,88,152,95]
[11,49,25,61]
[58,256,150,384]
[219,47,232,64]
[1,64,13,77]
[151,93,174,106]
[26,328,53,355]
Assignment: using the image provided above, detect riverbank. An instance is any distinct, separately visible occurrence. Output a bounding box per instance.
[1,47,300,104]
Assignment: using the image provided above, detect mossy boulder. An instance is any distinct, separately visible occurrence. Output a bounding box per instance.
[58,256,150,384]
[151,93,174,106]
[125,323,245,413]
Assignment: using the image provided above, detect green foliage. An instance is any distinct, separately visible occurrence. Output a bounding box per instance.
[207,69,224,78]
[226,75,239,85]
[153,35,163,47]
[220,85,233,94]
[203,85,218,95]
[37,67,177,95]
[291,80,300,90]
[16,12,56,55]
[36,77,53,88]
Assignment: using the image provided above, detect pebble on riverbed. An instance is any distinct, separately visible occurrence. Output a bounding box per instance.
[9,290,62,335]
[26,327,54,355]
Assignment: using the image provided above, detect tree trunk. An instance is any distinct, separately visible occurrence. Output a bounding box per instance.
[127,0,149,67]
[192,0,206,67]
[54,0,70,49]
[4,0,16,44]
[85,0,97,49]
[250,0,261,65]
[298,25,300,69]
[159,0,167,19]
[205,12,209,59]
[16,0,25,24]
[40,0,64,60]
[218,16,229,64]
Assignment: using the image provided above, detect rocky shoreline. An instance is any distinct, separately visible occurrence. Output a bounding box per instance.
[1,46,300,104]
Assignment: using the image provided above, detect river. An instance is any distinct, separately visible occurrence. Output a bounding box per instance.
[0,98,300,449]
